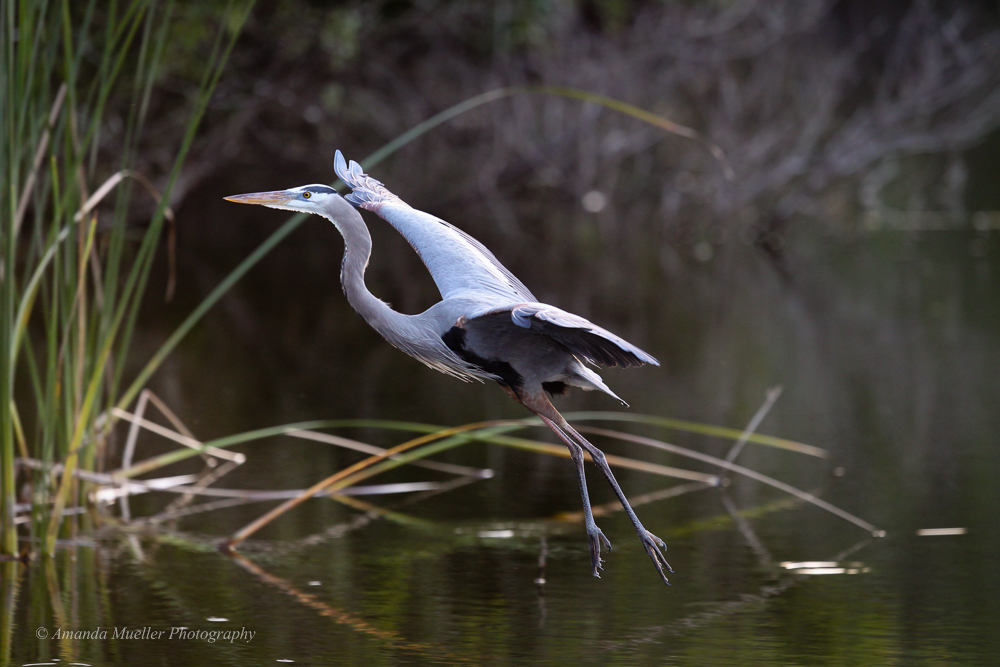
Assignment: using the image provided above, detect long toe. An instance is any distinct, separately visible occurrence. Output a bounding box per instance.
[588,527,611,577]
[641,530,673,585]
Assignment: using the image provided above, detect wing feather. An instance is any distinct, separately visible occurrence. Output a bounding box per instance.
[474,303,659,368]
[335,152,536,303]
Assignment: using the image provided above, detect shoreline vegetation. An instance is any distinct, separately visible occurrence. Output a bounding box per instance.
[2,0,253,556]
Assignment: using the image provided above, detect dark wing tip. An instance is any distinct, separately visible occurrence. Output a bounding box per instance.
[521,306,659,368]
[635,349,660,367]
[595,343,655,368]
[540,323,657,368]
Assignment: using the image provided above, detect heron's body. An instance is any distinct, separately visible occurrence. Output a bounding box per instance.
[225,151,672,584]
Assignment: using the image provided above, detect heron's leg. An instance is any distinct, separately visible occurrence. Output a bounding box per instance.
[559,419,672,585]
[538,415,611,577]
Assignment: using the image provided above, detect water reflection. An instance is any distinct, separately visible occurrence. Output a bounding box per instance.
[7,499,994,666]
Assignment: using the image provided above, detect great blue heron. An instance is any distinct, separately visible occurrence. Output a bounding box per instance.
[224,151,671,584]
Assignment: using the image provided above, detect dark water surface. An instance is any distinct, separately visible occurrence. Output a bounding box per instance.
[6,210,999,665]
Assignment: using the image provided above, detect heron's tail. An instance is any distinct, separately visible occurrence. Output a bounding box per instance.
[572,364,629,407]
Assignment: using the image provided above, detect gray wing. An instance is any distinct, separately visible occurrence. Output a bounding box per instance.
[335,151,536,303]
[472,302,660,368]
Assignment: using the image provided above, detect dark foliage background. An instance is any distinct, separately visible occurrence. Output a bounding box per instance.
[113,0,1000,442]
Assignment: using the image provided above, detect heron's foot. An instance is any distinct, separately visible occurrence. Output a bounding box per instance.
[640,529,673,585]
[586,525,612,577]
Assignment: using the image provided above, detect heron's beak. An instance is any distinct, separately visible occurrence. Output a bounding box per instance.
[223,190,295,206]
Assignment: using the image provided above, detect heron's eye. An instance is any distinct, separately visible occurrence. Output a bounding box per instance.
[302,192,312,199]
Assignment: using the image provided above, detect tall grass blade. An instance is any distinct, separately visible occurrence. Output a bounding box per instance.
[224,421,508,547]
[1,0,255,555]
[578,426,879,534]
[563,411,828,458]
[725,386,785,464]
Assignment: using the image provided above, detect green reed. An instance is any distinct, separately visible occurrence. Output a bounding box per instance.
[0,0,252,556]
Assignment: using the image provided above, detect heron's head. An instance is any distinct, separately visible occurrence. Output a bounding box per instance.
[224,184,346,215]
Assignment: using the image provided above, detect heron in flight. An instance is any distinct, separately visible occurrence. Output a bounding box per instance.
[225,151,670,584]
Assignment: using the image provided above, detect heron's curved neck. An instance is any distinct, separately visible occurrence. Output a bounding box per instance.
[321,209,413,341]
